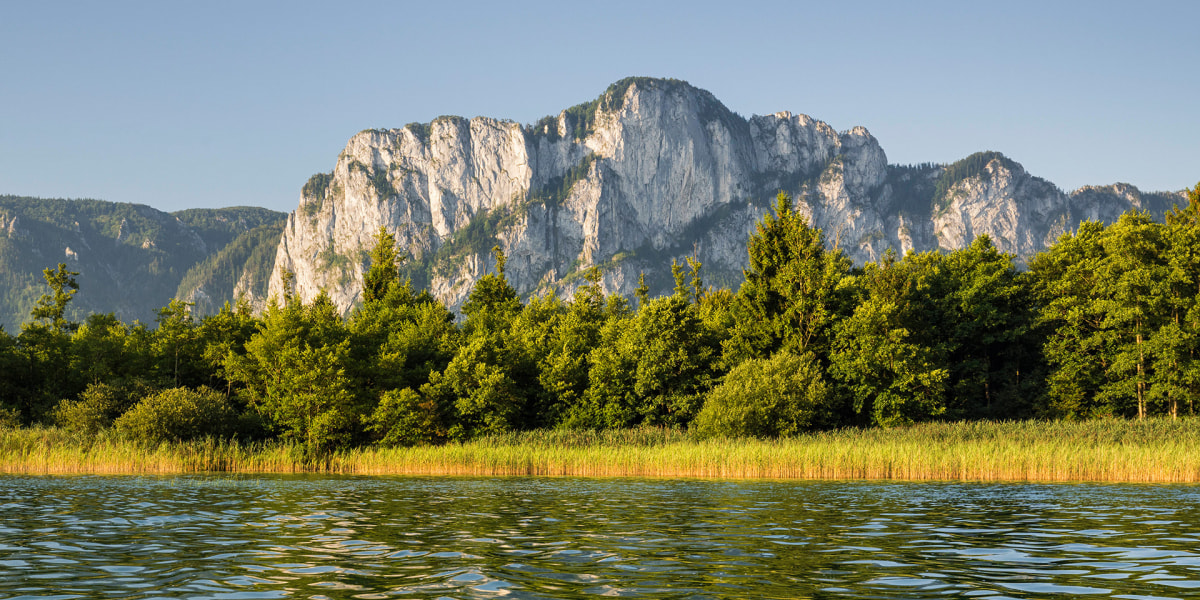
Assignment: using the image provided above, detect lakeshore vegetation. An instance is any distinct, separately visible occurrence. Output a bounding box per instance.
[0,183,1198,480]
[4,420,1200,482]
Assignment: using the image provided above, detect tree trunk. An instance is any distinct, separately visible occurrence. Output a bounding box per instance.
[1136,329,1145,420]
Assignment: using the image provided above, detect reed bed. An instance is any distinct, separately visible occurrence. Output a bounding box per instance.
[2,419,1199,482]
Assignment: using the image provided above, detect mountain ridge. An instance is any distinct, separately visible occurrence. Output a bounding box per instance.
[0,195,285,330]
[266,77,1187,314]
[0,78,1187,325]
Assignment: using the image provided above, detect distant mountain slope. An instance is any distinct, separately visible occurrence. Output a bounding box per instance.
[174,222,284,316]
[0,196,284,330]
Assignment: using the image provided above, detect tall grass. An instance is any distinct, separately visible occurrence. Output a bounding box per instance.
[3,419,1199,482]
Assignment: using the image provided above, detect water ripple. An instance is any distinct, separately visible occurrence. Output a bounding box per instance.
[1,476,1199,598]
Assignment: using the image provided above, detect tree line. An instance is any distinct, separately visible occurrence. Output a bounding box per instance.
[1,183,1198,451]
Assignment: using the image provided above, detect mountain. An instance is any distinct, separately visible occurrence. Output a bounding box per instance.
[269,77,1188,313]
[2,78,1186,326]
[0,196,285,330]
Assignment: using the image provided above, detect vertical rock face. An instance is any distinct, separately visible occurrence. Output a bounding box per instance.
[931,157,1071,258]
[268,77,1185,313]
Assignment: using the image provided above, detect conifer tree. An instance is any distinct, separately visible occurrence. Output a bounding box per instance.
[31,263,79,333]
[362,226,401,304]
[727,191,850,365]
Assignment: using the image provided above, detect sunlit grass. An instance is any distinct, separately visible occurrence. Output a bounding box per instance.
[2,419,1199,482]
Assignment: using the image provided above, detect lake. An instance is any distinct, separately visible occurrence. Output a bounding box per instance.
[1,475,1198,599]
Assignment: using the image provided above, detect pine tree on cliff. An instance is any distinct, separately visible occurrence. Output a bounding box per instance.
[362,227,400,304]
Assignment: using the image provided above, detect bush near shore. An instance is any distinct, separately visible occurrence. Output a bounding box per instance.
[3,419,1198,483]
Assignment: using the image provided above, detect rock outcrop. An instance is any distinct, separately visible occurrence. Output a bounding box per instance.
[268,77,1187,313]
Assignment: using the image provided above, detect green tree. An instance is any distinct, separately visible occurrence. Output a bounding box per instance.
[17,328,76,424]
[512,291,568,424]
[354,283,459,446]
[68,313,141,387]
[727,191,850,366]
[362,226,402,304]
[367,387,443,446]
[461,245,522,332]
[0,329,23,417]
[420,245,538,439]
[152,299,204,387]
[939,236,1037,418]
[30,263,79,333]
[569,311,638,428]
[196,300,261,399]
[634,271,650,308]
[10,263,86,422]
[1093,212,1170,419]
[517,269,625,427]
[573,291,719,429]
[53,381,147,435]
[114,386,237,444]
[436,335,526,438]
[1028,222,1111,417]
[830,251,950,427]
[352,287,459,415]
[1149,183,1200,417]
[225,292,358,451]
[1030,214,1182,419]
[694,351,832,437]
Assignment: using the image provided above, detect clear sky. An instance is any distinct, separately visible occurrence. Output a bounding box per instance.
[2,0,1196,213]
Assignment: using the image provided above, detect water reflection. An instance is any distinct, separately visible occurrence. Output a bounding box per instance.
[0,476,1198,598]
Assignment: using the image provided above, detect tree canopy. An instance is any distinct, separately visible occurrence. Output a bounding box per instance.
[4,180,1200,450]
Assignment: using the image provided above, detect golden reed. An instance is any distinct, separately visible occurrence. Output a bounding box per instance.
[2,419,1198,482]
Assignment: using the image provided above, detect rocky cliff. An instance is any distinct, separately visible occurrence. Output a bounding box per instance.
[269,77,1187,312]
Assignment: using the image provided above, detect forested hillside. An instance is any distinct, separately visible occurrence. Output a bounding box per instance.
[0,196,284,330]
[1,183,1196,452]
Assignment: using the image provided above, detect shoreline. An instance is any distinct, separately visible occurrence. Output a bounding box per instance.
[3,420,1199,483]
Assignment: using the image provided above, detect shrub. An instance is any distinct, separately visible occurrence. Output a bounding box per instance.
[114,386,236,444]
[367,387,443,447]
[53,381,151,435]
[0,406,19,429]
[694,351,832,437]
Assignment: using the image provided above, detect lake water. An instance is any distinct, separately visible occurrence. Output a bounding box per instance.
[1,476,1199,599]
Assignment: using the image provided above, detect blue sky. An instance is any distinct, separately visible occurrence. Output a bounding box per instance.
[2,1,1196,213]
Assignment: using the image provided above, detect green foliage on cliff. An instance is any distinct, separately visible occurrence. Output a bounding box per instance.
[431,207,509,277]
[526,115,561,142]
[601,77,689,112]
[932,151,1018,211]
[171,206,286,250]
[885,163,940,218]
[405,122,431,145]
[370,170,392,198]
[302,172,332,202]
[529,153,598,208]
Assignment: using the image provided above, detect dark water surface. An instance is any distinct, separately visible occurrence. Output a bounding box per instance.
[1,476,1199,599]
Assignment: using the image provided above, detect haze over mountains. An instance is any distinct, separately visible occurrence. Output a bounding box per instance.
[0,77,1187,328]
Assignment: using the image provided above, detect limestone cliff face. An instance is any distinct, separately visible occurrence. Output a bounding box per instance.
[268,77,1184,312]
[931,157,1071,258]
[1069,183,1184,224]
